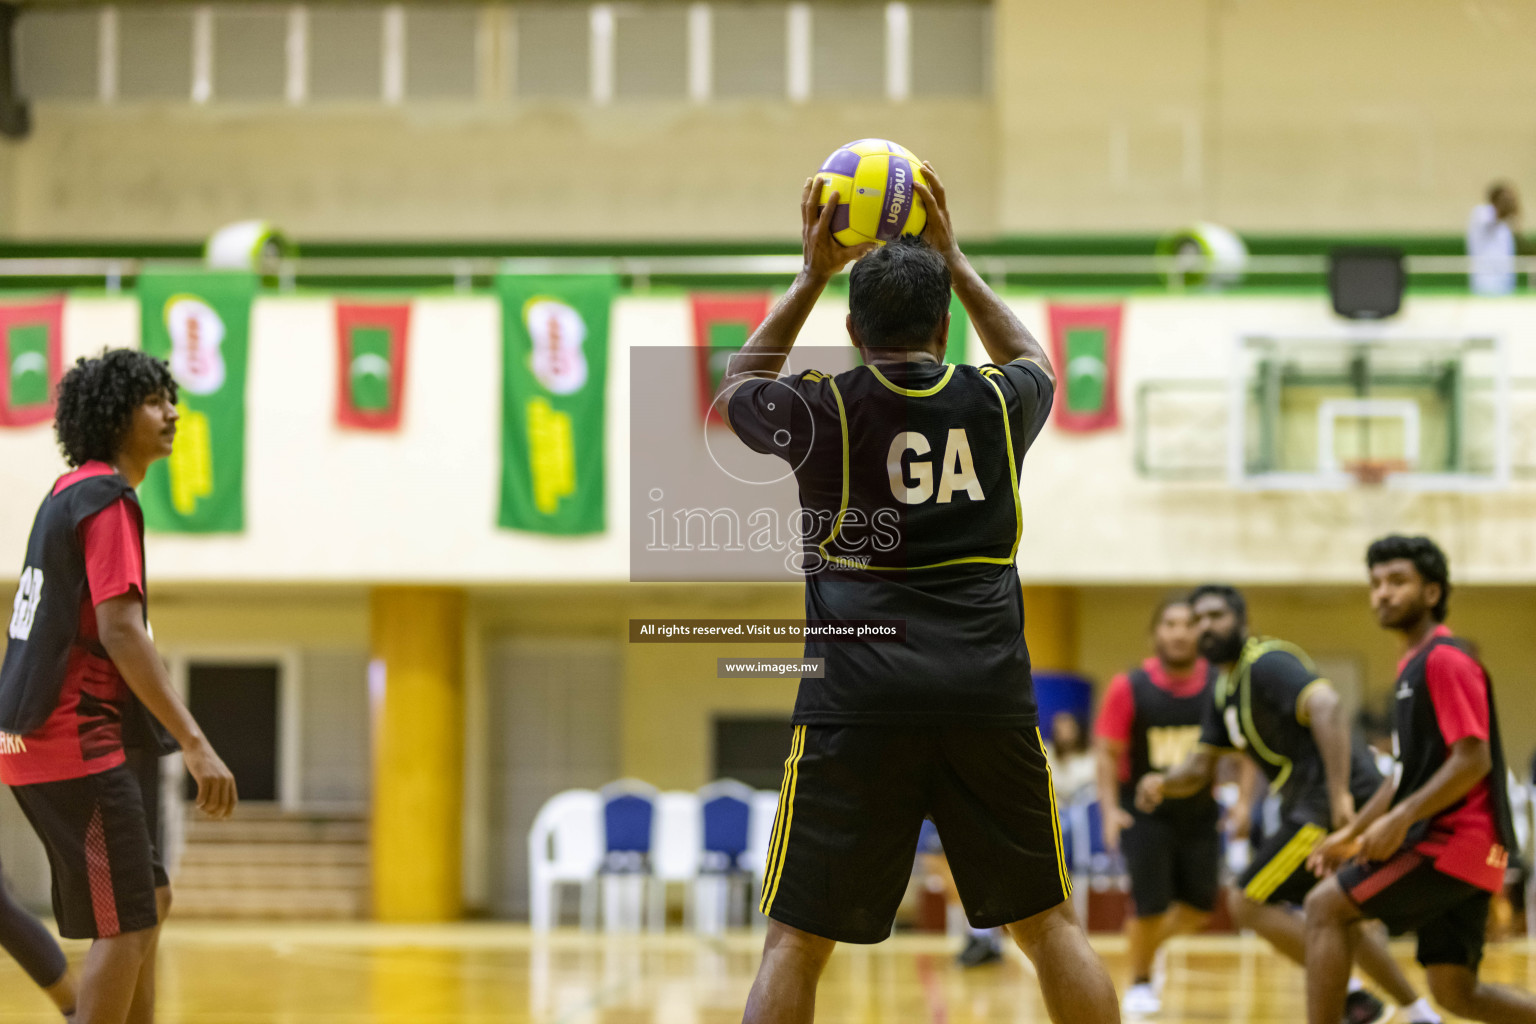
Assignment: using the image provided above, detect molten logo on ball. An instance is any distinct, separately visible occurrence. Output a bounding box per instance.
[886,164,909,230]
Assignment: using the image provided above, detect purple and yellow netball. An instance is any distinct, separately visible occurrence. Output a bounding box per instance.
[815,139,929,247]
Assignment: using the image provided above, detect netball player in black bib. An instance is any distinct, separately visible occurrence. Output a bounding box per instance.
[1139,585,1436,1024]
[721,170,1117,1024]
[1305,537,1536,1024]
[0,350,237,1024]
[1094,597,1220,1015]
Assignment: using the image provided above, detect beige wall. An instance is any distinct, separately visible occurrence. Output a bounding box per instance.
[998,0,1536,232]
[7,0,1536,238]
[3,102,996,241]
[476,580,1536,794]
[466,582,802,791]
[7,293,1536,586]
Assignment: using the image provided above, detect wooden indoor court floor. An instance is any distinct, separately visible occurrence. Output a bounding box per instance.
[2,925,1534,1023]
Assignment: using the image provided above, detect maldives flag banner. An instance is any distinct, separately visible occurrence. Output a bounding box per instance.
[138,268,256,533]
[691,293,770,424]
[0,297,64,427]
[1047,303,1122,432]
[496,273,617,536]
[336,301,410,430]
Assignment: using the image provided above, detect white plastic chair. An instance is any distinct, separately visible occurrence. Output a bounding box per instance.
[743,790,781,928]
[648,791,701,931]
[528,789,602,931]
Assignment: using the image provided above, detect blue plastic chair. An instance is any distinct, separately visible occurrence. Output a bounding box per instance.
[599,779,658,931]
[694,779,755,932]
[699,779,754,873]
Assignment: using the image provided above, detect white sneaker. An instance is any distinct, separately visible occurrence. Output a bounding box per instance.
[1124,983,1162,1016]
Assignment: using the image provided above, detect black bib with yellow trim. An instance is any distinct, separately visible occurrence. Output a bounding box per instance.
[1214,637,1379,823]
[804,361,1021,572]
[786,359,1043,726]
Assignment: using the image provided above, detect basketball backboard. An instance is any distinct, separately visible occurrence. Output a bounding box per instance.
[1136,333,1527,491]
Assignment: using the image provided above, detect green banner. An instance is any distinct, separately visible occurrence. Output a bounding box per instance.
[137,268,256,533]
[496,274,616,535]
[1063,326,1108,413]
[945,291,969,364]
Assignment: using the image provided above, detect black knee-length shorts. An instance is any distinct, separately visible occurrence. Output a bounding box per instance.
[759,724,1071,944]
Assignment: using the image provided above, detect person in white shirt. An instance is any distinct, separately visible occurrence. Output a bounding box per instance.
[1466,182,1523,295]
[1047,711,1098,805]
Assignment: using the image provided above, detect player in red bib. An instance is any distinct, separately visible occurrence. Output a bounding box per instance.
[1,349,237,1024]
[1094,597,1220,1015]
[1305,536,1535,1024]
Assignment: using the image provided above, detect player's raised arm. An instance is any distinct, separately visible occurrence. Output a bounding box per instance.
[914,164,1054,385]
[714,176,875,435]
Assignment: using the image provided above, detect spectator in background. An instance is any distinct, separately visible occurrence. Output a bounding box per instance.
[1467,182,1525,295]
[1047,710,1098,806]
[1358,711,1397,780]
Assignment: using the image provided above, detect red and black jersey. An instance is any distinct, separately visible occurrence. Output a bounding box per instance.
[0,463,172,785]
[1097,658,1217,817]
[1392,627,1516,892]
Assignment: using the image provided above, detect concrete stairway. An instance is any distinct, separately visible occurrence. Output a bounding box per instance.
[171,805,370,920]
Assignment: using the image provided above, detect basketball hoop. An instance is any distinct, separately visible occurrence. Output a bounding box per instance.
[1344,459,1410,487]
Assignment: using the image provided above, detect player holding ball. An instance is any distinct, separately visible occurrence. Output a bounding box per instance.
[719,144,1118,1024]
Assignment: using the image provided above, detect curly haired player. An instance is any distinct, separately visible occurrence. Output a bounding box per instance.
[1,349,237,1024]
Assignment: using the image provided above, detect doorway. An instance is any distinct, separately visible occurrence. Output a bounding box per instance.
[183,661,282,803]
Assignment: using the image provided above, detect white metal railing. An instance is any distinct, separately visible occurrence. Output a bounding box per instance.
[1,254,1535,290]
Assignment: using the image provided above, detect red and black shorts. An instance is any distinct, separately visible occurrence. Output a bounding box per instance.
[1337,848,1491,968]
[10,758,166,940]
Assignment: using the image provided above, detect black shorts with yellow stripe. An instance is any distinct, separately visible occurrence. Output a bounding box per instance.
[1238,815,1330,906]
[758,724,1070,944]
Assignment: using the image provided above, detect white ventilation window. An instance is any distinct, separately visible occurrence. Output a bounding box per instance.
[17,9,99,100]
[712,3,786,99]
[911,2,989,97]
[614,5,687,99]
[309,8,384,100]
[406,7,479,99]
[515,5,590,99]
[119,8,194,100]
[810,3,883,99]
[214,8,288,101]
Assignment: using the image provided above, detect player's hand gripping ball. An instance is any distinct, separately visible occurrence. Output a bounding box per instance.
[816,139,929,247]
